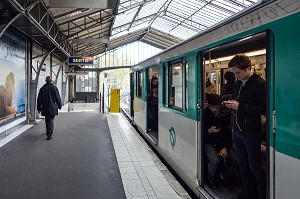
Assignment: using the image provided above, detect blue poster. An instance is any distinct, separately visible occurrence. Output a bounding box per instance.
[0,27,26,127]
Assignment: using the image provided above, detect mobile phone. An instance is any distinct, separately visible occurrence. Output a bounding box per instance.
[223,100,234,105]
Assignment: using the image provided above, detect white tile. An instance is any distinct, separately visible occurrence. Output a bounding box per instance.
[127,197,150,199]
[121,172,140,180]
[145,171,164,179]
[142,166,160,172]
[156,195,184,199]
[122,179,144,188]
[139,161,156,167]
[152,185,177,196]
[124,186,148,197]
[107,114,191,199]
[148,178,170,187]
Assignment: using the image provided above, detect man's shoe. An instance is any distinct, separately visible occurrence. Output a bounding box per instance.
[46,136,51,140]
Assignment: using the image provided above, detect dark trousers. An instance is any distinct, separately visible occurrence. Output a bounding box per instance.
[232,131,266,199]
[45,115,55,136]
[205,144,239,181]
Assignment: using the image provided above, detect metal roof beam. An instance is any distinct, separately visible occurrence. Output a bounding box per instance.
[72,38,109,43]
[48,0,117,9]
[112,12,158,35]
[148,0,173,27]
[166,10,208,29]
[58,9,104,26]
[70,25,110,40]
[169,0,213,32]
[62,15,111,33]
[118,0,155,13]
[127,3,144,31]
[52,8,82,19]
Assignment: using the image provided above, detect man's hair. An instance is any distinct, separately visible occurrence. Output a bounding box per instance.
[224,71,235,82]
[207,93,222,106]
[45,76,52,83]
[228,54,251,70]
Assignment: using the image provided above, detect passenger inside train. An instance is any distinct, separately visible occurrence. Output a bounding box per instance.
[203,93,239,190]
[148,76,158,132]
[202,32,268,199]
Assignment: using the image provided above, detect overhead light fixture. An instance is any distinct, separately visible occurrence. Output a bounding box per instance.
[65,72,88,75]
[245,49,266,57]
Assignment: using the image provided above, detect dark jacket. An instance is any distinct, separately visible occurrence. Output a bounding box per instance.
[232,74,266,132]
[37,82,62,116]
[203,108,232,151]
[221,81,234,96]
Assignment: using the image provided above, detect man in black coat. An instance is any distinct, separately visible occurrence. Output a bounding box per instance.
[37,76,62,140]
[224,54,266,199]
[203,93,238,189]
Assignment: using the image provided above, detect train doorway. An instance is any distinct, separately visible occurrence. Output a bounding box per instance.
[147,66,159,141]
[198,32,272,199]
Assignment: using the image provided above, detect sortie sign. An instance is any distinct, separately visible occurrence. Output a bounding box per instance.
[68,56,94,65]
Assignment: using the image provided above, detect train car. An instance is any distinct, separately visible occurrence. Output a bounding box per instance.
[125,0,300,198]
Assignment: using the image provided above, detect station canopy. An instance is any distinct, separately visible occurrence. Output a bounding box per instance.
[1,0,261,60]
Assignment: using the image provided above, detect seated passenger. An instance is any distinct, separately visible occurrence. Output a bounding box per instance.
[204,94,238,189]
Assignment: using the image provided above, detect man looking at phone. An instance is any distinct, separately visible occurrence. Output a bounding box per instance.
[226,54,266,199]
[203,94,238,189]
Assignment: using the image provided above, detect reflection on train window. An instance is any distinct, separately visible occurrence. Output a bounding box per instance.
[185,62,188,111]
[137,71,143,98]
[169,63,182,110]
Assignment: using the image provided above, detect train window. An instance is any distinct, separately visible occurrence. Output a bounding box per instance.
[137,71,143,98]
[168,63,183,110]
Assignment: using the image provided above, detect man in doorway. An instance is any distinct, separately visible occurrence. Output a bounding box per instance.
[224,54,266,199]
[37,76,62,140]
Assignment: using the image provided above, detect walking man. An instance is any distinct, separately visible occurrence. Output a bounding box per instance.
[37,76,62,140]
[224,54,266,199]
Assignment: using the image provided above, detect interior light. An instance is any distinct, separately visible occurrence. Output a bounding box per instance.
[245,49,266,57]
[204,49,266,65]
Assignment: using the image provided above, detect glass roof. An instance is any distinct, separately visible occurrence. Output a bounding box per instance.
[113,0,261,40]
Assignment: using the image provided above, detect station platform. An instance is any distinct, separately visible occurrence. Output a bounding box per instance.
[0,112,192,199]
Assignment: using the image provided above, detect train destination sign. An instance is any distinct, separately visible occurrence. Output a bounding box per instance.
[68,56,94,65]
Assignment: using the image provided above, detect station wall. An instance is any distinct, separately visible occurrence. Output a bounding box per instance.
[0,27,26,138]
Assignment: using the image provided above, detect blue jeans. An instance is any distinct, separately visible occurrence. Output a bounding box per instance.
[232,131,266,199]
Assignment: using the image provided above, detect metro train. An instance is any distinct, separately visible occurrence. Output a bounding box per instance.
[123,0,300,198]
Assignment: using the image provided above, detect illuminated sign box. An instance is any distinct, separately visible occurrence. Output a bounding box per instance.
[68,56,94,65]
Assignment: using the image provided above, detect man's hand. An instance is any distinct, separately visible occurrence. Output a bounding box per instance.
[218,148,228,158]
[208,126,221,134]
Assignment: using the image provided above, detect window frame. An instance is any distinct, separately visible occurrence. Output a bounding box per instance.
[163,57,188,113]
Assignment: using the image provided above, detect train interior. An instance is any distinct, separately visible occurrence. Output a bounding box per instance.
[201,32,268,198]
[147,66,159,141]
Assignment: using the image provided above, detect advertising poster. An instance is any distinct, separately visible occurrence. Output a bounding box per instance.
[0,27,26,127]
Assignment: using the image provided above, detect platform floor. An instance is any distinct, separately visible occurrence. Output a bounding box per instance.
[0,112,191,199]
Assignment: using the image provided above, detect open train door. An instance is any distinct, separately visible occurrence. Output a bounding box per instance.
[196,53,206,190]
[130,72,134,118]
[197,32,272,198]
[267,30,276,199]
[146,66,159,141]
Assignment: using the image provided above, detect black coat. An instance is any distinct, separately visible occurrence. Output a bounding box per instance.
[232,74,266,132]
[37,82,62,116]
[203,108,232,151]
